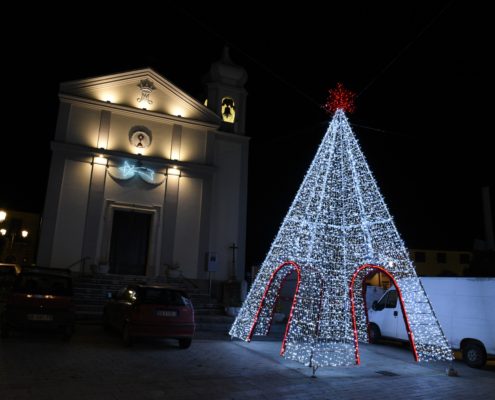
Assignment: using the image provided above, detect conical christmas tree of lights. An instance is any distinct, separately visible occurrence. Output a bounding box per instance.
[230,84,453,367]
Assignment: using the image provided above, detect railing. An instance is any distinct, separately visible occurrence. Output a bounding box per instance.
[65,256,91,275]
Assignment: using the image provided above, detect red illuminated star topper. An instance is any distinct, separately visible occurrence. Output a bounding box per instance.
[323,83,356,114]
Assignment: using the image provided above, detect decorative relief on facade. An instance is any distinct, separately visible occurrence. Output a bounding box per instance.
[137,79,156,104]
[129,126,152,149]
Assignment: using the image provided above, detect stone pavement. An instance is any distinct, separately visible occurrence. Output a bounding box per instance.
[0,324,494,400]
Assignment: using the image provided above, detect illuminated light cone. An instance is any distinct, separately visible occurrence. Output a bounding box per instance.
[230,84,453,368]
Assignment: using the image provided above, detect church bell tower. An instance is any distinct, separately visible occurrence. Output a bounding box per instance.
[203,47,248,135]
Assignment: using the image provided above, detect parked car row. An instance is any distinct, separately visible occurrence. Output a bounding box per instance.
[0,267,195,349]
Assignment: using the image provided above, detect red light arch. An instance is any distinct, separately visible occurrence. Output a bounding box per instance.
[349,264,419,365]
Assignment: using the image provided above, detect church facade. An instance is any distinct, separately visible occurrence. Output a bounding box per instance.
[37,50,248,281]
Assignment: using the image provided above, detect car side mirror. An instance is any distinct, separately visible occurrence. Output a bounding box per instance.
[371,300,378,311]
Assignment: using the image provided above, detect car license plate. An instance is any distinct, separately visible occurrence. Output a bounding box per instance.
[156,310,177,317]
[27,314,53,321]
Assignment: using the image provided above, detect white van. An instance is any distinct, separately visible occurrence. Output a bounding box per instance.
[368,277,495,368]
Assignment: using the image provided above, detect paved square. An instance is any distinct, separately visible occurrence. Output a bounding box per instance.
[0,325,493,399]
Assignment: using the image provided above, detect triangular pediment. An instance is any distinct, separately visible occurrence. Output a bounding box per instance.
[60,68,221,125]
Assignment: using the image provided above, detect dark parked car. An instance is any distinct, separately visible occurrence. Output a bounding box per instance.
[0,266,75,339]
[0,263,21,304]
[103,284,195,348]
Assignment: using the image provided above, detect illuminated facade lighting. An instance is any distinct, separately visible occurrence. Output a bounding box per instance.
[167,167,181,177]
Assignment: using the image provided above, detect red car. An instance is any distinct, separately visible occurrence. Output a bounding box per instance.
[0,267,75,339]
[103,284,195,348]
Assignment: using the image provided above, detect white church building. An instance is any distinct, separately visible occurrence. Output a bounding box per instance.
[37,49,249,282]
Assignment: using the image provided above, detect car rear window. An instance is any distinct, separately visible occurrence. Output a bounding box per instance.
[138,288,187,306]
[14,273,72,296]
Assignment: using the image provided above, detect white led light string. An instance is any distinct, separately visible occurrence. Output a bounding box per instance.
[230,109,453,367]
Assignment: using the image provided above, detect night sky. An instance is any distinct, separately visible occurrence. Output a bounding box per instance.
[3,3,492,268]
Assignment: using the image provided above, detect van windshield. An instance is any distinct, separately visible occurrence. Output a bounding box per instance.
[14,273,72,296]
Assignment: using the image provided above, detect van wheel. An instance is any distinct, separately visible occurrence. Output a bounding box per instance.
[462,342,486,368]
[179,338,192,349]
[369,324,381,344]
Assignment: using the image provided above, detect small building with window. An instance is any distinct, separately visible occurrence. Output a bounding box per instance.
[37,49,249,282]
[409,249,472,276]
